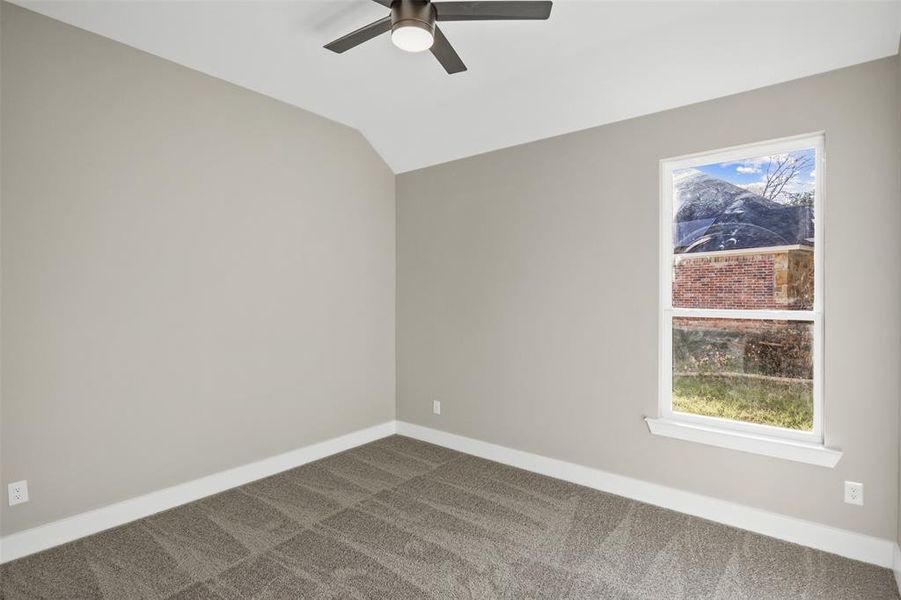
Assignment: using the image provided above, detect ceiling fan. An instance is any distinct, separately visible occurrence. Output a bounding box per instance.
[324,0,553,74]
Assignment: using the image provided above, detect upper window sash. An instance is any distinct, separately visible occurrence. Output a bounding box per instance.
[660,133,824,314]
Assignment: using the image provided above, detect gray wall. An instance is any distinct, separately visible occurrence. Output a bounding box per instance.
[0,3,395,535]
[897,42,901,547]
[398,57,901,539]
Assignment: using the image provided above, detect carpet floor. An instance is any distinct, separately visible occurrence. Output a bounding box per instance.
[1,435,898,599]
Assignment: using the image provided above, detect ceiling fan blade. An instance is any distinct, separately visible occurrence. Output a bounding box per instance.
[430,26,467,74]
[434,1,552,21]
[324,16,392,53]
[370,0,392,5]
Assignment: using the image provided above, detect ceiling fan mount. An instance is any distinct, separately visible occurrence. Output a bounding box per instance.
[324,0,553,74]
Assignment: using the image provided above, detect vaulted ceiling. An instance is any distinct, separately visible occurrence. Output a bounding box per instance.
[14,0,901,173]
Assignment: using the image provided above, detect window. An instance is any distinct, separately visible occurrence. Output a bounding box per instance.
[648,134,840,466]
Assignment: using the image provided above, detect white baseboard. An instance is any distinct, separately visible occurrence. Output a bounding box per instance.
[396,421,896,569]
[0,421,397,564]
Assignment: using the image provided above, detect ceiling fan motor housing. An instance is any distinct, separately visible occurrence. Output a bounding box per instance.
[391,0,436,38]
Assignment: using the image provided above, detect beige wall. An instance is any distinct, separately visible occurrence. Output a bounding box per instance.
[398,57,901,539]
[0,3,395,535]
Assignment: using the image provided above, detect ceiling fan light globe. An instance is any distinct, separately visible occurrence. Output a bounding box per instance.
[391,23,434,53]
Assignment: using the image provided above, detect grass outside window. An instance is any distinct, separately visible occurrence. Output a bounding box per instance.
[672,373,813,431]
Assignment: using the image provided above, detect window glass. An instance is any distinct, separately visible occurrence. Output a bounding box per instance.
[672,148,815,311]
[672,317,813,431]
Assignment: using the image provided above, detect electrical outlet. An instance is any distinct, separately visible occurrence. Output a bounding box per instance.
[8,480,28,506]
[433,400,441,415]
[844,481,863,506]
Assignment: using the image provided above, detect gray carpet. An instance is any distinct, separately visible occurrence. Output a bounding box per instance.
[1,435,897,599]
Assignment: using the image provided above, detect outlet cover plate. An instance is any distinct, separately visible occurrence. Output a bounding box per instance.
[433,400,441,415]
[844,481,863,506]
[8,480,29,506]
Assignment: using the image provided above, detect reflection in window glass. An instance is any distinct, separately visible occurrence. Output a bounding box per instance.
[672,317,813,431]
[672,149,815,311]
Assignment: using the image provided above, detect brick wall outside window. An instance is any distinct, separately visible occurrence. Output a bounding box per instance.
[673,247,813,310]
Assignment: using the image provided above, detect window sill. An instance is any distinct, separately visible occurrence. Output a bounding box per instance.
[644,417,842,467]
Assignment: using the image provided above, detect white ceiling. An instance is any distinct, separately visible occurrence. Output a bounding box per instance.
[14,0,901,173]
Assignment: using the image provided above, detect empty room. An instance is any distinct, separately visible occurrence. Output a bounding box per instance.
[1,0,900,598]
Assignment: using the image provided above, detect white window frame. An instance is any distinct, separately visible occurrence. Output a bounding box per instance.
[647,133,841,467]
